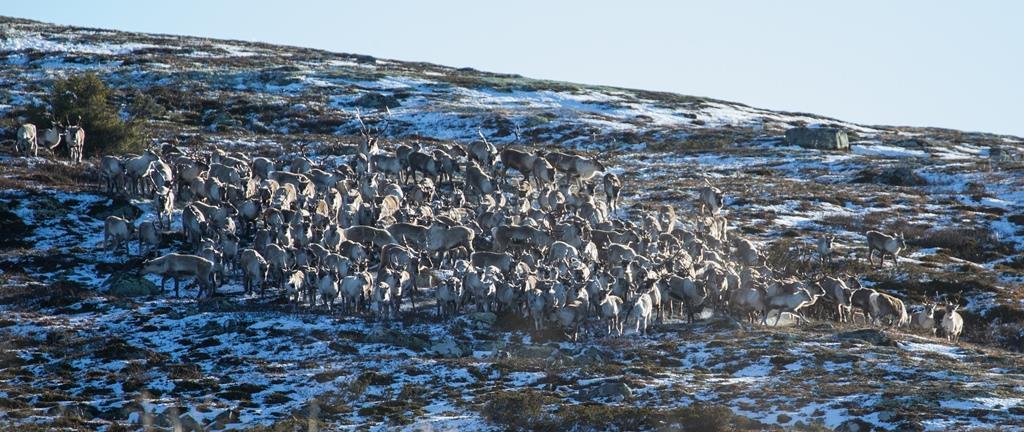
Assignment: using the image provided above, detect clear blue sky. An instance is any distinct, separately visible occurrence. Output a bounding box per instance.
[5,1,1022,136]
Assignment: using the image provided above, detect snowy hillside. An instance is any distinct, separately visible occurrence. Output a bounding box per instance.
[1,15,1024,432]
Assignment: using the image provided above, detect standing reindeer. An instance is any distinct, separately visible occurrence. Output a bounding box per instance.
[865,231,906,269]
[15,123,36,156]
[63,116,85,164]
[354,108,389,157]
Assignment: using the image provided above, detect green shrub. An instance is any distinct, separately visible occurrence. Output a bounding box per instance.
[46,72,143,156]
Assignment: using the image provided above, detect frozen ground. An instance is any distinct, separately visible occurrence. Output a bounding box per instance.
[1,15,1024,432]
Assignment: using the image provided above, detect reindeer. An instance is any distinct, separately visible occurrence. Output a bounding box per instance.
[765,282,825,326]
[354,108,389,157]
[15,123,36,157]
[817,235,835,267]
[865,231,906,269]
[467,130,498,169]
[603,172,622,212]
[63,116,85,163]
[40,116,64,152]
[911,302,938,336]
[697,182,724,215]
[941,303,963,343]
[141,253,215,298]
[103,216,134,255]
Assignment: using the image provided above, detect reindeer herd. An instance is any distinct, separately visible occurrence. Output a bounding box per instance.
[9,114,965,344]
[10,116,85,163]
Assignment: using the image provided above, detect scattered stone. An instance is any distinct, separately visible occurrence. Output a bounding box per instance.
[580,382,632,400]
[513,344,560,359]
[461,312,497,330]
[835,418,872,432]
[429,339,465,358]
[354,92,402,110]
[573,346,610,365]
[210,408,241,429]
[785,127,850,150]
[776,413,792,424]
[876,410,896,422]
[837,329,896,347]
[365,326,429,352]
[178,413,203,432]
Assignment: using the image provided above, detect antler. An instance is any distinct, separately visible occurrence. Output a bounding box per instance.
[477,128,491,145]
[354,108,370,137]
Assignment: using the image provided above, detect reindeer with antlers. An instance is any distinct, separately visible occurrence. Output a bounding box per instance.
[354,108,390,158]
[60,115,85,164]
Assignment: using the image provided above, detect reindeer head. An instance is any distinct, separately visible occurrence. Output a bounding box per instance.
[354,108,390,155]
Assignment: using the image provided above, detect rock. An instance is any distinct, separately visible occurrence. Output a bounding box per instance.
[573,346,610,365]
[876,410,896,422]
[429,339,464,357]
[354,92,401,110]
[0,206,32,248]
[105,273,159,297]
[177,414,203,432]
[776,413,792,424]
[837,329,897,347]
[365,326,429,352]
[580,382,632,400]
[87,196,143,221]
[210,408,241,429]
[835,418,872,432]
[785,127,850,150]
[462,312,497,330]
[513,344,560,359]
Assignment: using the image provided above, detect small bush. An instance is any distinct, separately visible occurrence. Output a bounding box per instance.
[911,227,1010,263]
[125,89,166,120]
[480,390,763,431]
[45,72,143,156]
[480,390,556,429]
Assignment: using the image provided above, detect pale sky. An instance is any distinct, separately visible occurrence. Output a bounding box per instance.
[4,1,1022,136]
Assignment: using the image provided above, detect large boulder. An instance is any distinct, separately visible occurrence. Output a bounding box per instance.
[460,312,497,330]
[105,273,159,297]
[365,326,429,352]
[785,127,850,150]
[578,382,633,401]
[87,197,143,221]
[428,339,465,358]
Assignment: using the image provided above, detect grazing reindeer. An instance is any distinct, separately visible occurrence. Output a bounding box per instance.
[103,216,134,255]
[870,292,909,328]
[865,231,906,269]
[552,300,587,342]
[942,303,964,343]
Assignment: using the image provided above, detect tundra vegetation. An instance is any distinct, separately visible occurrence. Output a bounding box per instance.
[0,16,1023,431]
